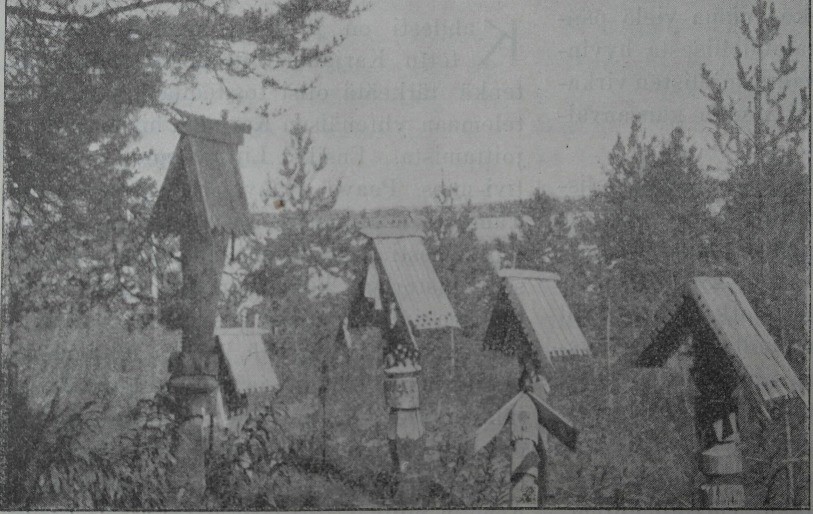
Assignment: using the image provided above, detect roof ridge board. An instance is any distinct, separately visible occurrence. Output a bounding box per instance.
[171,110,251,144]
[498,269,561,281]
[360,227,425,239]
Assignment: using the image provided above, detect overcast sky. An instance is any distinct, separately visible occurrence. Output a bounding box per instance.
[134,0,809,211]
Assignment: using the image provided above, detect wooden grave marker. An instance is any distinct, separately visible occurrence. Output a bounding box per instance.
[635,277,808,508]
[476,268,589,507]
[337,221,459,503]
[149,111,251,502]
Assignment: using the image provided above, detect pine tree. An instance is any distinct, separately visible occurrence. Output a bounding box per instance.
[244,121,353,301]
[595,117,714,298]
[701,2,810,507]
[701,1,809,358]
[5,0,361,320]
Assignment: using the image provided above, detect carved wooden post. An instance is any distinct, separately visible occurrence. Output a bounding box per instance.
[382,299,424,503]
[384,359,423,501]
[529,374,551,505]
[149,111,252,504]
[166,227,229,500]
[474,388,576,508]
[338,226,460,504]
[510,393,538,507]
[479,269,588,507]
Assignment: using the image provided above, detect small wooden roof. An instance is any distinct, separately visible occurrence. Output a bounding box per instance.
[216,328,279,394]
[345,230,459,331]
[484,269,591,362]
[636,277,807,416]
[372,234,459,330]
[150,112,252,236]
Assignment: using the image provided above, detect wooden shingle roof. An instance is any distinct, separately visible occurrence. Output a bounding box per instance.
[484,269,591,362]
[216,328,279,394]
[636,277,807,417]
[370,235,460,330]
[349,227,459,331]
[150,112,252,236]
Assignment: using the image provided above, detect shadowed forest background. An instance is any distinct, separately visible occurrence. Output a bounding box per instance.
[2,0,810,509]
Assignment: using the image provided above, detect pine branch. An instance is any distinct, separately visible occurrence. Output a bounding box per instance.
[6,0,208,23]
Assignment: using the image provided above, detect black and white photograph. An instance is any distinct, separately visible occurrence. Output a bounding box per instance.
[1,0,810,509]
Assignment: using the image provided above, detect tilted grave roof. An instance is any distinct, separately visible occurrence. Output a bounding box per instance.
[636,277,807,417]
[343,224,459,332]
[216,327,279,394]
[484,269,591,362]
[368,231,459,331]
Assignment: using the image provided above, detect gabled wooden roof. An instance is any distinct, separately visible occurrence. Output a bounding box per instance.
[150,113,252,236]
[370,235,459,330]
[484,269,591,362]
[216,327,279,394]
[636,277,807,416]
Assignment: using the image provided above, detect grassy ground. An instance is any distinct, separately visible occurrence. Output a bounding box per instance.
[14,308,799,508]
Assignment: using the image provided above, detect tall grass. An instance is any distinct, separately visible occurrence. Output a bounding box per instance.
[12,309,179,417]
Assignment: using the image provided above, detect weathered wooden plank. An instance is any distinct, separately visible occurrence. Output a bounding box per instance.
[527,391,578,451]
[532,280,573,356]
[691,281,768,390]
[474,393,522,452]
[701,279,772,382]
